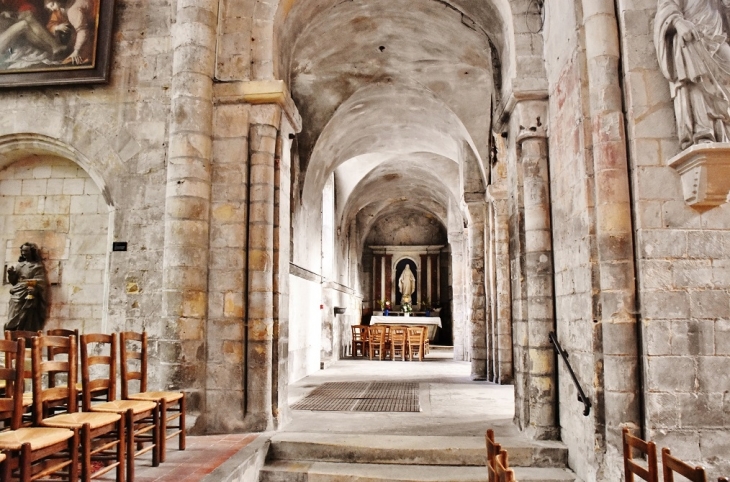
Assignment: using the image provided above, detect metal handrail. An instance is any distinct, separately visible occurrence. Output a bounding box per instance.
[549,331,591,416]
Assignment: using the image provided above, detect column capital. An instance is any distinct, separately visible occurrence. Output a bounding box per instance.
[214,80,302,133]
[514,99,548,145]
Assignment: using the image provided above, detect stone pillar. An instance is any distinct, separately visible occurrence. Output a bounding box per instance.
[488,184,513,384]
[467,197,488,379]
[420,254,428,305]
[373,255,382,302]
[582,0,640,477]
[244,105,280,431]
[384,255,393,303]
[162,0,218,430]
[430,254,438,304]
[450,232,468,361]
[516,101,558,440]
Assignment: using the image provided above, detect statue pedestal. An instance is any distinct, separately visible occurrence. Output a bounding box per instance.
[669,143,730,209]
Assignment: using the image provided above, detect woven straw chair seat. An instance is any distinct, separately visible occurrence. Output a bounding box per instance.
[90,399,156,415]
[22,392,32,407]
[0,427,73,450]
[42,411,121,430]
[129,391,183,403]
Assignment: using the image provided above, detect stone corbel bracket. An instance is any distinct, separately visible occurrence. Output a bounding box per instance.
[668,143,730,210]
[214,80,303,133]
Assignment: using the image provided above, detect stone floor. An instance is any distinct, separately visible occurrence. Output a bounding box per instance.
[95,347,518,481]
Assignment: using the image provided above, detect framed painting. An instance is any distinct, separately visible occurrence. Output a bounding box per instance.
[0,0,114,87]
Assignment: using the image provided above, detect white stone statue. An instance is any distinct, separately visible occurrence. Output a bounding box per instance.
[654,0,730,149]
[398,265,415,302]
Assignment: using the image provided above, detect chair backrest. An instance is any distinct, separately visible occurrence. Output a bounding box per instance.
[368,326,386,344]
[494,449,513,482]
[486,429,502,482]
[662,448,707,482]
[119,331,148,399]
[390,326,407,344]
[0,337,26,430]
[623,428,659,482]
[351,325,367,342]
[45,329,79,388]
[80,333,117,411]
[4,329,39,391]
[31,335,77,424]
[407,326,424,344]
[718,478,729,482]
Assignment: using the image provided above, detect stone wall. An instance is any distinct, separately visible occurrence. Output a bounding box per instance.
[616,1,730,477]
[0,155,108,334]
[0,0,172,360]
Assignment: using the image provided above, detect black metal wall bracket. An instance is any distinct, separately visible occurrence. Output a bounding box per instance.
[549,331,592,417]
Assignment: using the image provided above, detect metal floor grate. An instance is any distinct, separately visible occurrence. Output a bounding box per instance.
[292,382,420,412]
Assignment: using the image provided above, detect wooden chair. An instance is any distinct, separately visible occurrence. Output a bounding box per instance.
[718,478,729,482]
[120,331,185,463]
[351,325,369,358]
[407,326,425,361]
[623,427,658,482]
[486,429,502,482]
[389,326,408,361]
[31,334,125,482]
[662,447,707,482]
[80,333,159,482]
[367,326,388,360]
[0,336,79,481]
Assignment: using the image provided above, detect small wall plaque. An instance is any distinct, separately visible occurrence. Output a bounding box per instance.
[112,242,128,252]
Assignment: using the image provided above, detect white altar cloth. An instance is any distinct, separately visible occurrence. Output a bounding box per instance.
[370,315,442,340]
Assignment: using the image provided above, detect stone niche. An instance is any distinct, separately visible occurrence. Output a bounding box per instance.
[669,143,730,210]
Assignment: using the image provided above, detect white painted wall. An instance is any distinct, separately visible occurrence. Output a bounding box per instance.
[288,274,322,382]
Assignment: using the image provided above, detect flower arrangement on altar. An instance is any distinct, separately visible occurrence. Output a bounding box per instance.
[377,299,391,310]
[401,302,413,313]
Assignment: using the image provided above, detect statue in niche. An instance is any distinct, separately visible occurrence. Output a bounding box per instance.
[4,242,47,332]
[398,264,415,304]
[654,0,730,149]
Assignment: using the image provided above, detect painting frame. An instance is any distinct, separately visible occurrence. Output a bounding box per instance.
[0,0,115,88]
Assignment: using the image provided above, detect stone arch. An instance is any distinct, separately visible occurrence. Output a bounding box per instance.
[0,133,119,333]
[0,110,130,207]
[220,0,547,99]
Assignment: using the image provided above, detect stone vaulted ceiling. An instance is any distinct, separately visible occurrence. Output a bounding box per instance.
[282,0,497,243]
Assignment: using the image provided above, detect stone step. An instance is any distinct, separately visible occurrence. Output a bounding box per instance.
[267,433,568,468]
[259,460,579,482]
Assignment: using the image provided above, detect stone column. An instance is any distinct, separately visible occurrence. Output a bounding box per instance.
[162,0,218,429]
[384,255,393,303]
[449,231,468,361]
[466,197,488,379]
[244,105,280,431]
[582,0,640,476]
[488,184,513,384]
[516,101,558,440]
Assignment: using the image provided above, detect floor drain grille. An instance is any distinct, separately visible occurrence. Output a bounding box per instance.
[292,382,420,412]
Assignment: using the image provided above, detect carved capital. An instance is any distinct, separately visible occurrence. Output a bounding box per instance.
[669,143,730,209]
[214,80,302,133]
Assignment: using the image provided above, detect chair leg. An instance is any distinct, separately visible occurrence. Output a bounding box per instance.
[152,402,160,467]
[81,424,92,482]
[117,414,126,482]
[125,409,135,482]
[179,395,186,451]
[159,401,168,463]
[20,443,31,482]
